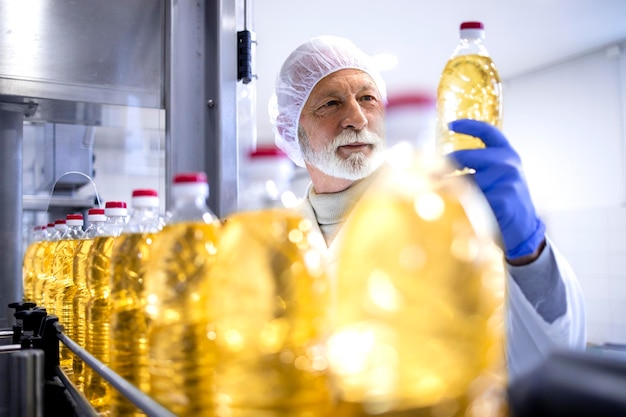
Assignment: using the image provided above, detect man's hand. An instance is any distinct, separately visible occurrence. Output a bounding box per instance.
[447,119,546,263]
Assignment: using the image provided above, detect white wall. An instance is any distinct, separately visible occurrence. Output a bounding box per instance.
[502,42,626,345]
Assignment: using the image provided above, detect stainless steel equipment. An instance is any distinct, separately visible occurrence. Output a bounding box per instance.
[0,0,241,329]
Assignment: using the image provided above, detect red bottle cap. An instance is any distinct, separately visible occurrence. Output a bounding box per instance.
[173,172,208,184]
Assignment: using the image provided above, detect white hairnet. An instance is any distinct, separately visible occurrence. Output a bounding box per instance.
[269,35,387,167]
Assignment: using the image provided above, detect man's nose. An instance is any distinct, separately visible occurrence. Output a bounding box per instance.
[341,100,368,131]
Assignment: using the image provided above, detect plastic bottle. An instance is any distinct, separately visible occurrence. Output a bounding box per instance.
[85,201,128,416]
[211,207,332,416]
[238,145,296,211]
[436,21,502,154]
[22,225,45,303]
[145,172,221,416]
[326,148,508,416]
[110,189,161,417]
[73,207,108,392]
[41,219,67,314]
[33,223,54,305]
[54,213,85,375]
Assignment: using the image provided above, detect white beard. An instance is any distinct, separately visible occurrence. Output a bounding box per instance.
[299,128,385,181]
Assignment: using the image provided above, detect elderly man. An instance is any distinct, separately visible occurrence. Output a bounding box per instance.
[268,35,586,380]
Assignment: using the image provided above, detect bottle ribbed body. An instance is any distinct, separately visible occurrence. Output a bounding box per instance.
[210,209,332,417]
[55,238,82,374]
[110,231,159,417]
[146,221,220,417]
[85,235,116,415]
[41,240,61,314]
[22,237,40,302]
[327,155,508,416]
[72,237,95,391]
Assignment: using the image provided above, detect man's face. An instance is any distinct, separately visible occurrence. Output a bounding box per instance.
[298,69,386,181]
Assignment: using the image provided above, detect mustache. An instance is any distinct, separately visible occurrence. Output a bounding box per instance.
[331,129,383,147]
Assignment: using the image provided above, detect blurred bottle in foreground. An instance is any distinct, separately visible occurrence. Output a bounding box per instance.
[85,201,128,416]
[145,173,221,417]
[110,189,162,417]
[436,21,502,155]
[73,207,108,392]
[212,208,332,417]
[328,146,508,417]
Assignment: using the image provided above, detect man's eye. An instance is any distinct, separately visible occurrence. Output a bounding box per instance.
[322,100,339,108]
[362,95,376,102]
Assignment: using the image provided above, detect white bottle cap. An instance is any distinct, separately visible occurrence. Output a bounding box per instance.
[105,201,129,217]
[172,172,209,199]
[460,21,485,41]
[87,208,107,223]
[66,213,84,227]
[131,189,160,208]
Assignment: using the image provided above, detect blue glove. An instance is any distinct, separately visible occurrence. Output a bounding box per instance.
[447,119,546,260]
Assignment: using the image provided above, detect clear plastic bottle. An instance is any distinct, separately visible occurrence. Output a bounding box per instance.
[110,189,161,417]
[436,21,502,154]
[73,207,108,392]
[211,208,332,416]
[327,149,508,416]
[145,172,221,417]
[22,225,45,303]
[85,201,128,416]
[238,146,296,211]
[54,213,85,375]
[41,219,68,314]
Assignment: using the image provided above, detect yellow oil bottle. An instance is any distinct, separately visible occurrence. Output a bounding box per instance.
[211,208,332,417]
[328,148,508,416]
[54,213,85,376]
[72,207,108,392]
[84,201,128,416]
[145,173,221,417]
[110,189,161,417]
[436,21,502,155]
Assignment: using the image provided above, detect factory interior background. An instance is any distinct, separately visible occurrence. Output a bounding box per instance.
[18,0,626,347]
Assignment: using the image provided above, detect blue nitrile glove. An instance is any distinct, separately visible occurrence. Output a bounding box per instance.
[447,119,546,260]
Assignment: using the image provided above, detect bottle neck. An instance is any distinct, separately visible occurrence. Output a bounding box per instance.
[169,194,214,224]
[125,206,161,233]
[61,225,84,240]
[455,36,489,57]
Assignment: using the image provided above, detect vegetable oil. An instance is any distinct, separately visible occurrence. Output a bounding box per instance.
[54,213,85,376]
[145,173,221,417]
[22,226,44,302]
[84,201,128,416]
[73,208,108,391]
[211,208,332,417]
[436,21,502,155]
[110,189,161,417]
[41,219,67,314]
[328,148,508,416]
[33,224,53,305]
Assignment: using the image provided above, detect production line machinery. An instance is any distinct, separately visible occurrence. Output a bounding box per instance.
[0,302,174,417]
[2,302,626,417]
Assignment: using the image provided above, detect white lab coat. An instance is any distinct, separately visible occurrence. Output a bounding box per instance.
[294,196,588,381]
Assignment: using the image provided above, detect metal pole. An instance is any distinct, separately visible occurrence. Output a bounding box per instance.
[165,0,239,218]
[55,325,176,417]
[0,101,36,330]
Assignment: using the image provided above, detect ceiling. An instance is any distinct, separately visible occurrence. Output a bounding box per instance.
[252,0,626,142]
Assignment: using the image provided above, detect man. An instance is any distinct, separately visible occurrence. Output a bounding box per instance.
[268,35,586,380]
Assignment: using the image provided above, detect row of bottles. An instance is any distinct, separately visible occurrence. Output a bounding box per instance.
[21,163,507,417]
